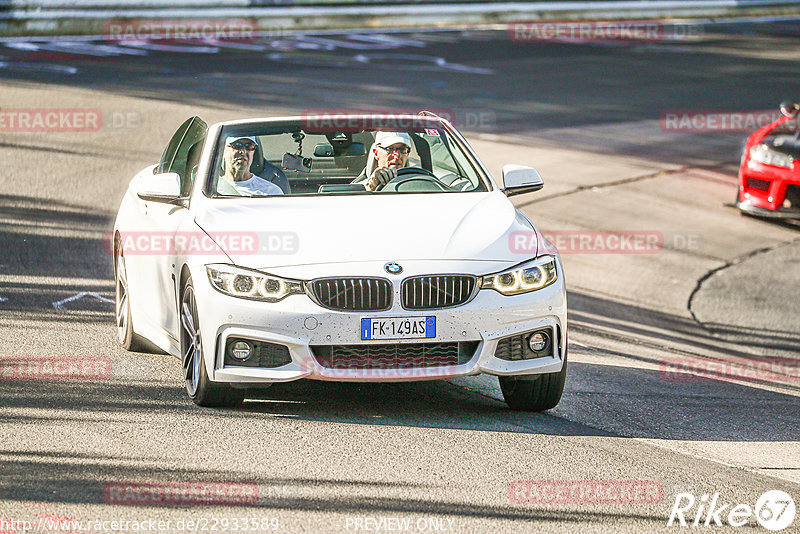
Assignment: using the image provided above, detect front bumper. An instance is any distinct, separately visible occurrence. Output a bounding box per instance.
[191,263,567,383]
[738,158,800,218]
[737,201,800,219]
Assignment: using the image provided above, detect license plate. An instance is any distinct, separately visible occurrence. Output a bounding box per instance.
[361,316,436,341]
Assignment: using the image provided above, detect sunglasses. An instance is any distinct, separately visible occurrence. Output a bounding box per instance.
[379,145,410,155]
[228,141,256,151]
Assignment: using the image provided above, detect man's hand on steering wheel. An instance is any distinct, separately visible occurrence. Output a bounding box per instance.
[365,166,397,191]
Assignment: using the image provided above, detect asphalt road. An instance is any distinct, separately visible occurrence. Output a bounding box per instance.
[1,18,799,533]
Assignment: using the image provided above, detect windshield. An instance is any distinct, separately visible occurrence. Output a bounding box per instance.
[206,119,490,197]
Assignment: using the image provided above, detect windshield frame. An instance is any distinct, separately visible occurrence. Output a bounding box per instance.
[202,115,495,199]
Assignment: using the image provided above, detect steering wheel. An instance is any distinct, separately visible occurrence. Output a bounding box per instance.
[376,166,452,193]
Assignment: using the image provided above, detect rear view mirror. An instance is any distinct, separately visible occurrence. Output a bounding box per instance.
[314,144,334,157]
[137,172,182,203]
[313,142,366,157]
[342,142,366,156]
[501,165,544,197]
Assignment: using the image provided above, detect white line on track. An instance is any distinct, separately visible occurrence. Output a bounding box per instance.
[52,292,114,310]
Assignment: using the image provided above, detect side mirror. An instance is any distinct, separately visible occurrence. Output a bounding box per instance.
[780,100,800,118]
[502,164,544,196]
[137,172,182,203]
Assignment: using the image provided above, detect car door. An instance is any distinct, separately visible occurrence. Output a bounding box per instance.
[135,117,208,345]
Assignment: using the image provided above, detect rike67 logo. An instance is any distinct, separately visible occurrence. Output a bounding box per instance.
[668,490,795,531]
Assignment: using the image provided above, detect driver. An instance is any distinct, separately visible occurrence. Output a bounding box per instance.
[354,132,412,191]
[220,136,284,196]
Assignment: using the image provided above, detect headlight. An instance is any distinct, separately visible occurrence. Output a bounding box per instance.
[206,264,304,302]
[749,144,794,168]
[481,257,558,295]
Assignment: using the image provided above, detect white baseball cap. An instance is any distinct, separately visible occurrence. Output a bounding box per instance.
[374,131,412,149]
[225,136,258,145]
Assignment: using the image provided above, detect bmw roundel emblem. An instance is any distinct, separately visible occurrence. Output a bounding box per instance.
[384,262,403,275]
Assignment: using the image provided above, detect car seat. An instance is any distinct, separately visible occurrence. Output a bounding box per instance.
[250,138,291,194]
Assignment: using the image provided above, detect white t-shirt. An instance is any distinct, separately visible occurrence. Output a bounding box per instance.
[230,175,283,196]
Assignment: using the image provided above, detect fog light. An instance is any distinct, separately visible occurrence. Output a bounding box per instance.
[231,341,253,361]
[528,332,548,352]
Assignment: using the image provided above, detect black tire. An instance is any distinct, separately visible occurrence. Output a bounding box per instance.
[180,277,245,407]
[499,348,567,412]
[114,247,148,352]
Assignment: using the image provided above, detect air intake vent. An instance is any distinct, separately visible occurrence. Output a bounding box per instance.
[311,341,478,370]
[310,278,392,311]
[746,177,771,192]
[401,275,477,310]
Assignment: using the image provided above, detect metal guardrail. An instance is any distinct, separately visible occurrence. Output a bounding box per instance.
[0,0,798,37]
[2,0,798,6]
[0,0,698,6]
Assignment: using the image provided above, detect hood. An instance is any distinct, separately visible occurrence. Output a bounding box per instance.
[750,114,795,146]
[193,192,539,270]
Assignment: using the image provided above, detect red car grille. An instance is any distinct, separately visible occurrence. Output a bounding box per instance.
[311,342,478,370]
[746,177,771,192]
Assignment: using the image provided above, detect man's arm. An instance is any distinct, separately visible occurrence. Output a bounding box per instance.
[351,165,397,191]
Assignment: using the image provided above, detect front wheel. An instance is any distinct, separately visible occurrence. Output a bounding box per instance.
[499,349,567,412]
[180,277,244,407]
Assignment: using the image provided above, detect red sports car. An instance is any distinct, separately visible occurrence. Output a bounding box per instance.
[737,102,800,218]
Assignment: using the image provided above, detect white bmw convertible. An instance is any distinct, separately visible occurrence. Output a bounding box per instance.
[113,113,567,411]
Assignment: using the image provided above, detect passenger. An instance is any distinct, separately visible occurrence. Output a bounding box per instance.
[220,136,283,196]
